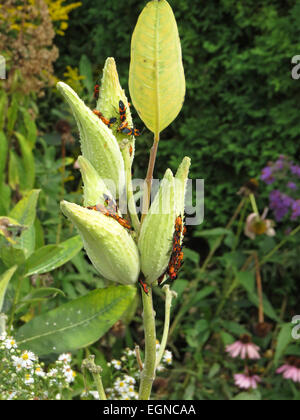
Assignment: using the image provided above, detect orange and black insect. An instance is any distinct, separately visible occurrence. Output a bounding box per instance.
[158,216,186,285]
[129,145,133,157]
[94,84,100,100]
[139,277,149,295]
[93,110,117,128]
[119,100,127,122]
[87,196,132,230]
[121,126,142,137]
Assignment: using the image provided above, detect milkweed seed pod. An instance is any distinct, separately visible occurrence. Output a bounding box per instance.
[138,169,176,284]
[78,156,120,214]
[57,82,126,197]
[97,57,135,162]
[138,157,191,285]
[61,201,140,285]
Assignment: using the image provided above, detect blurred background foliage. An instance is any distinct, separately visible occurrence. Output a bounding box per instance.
[0,0,300,400]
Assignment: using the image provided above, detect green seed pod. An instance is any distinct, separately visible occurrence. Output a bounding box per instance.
[97,57,135,162]
[57,82,125,196]
[175,156,191,217]
[61,201,140,285]
[138,169,176,284]
[78,156,118,211]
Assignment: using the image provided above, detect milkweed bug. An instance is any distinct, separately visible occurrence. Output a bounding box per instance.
[121,127,142,137]
[157,216,186,285]
[93,110,117,128]
[139,277,149,295]
[86,196,132,230]
[94,84,100,100]
[119,100,127,122]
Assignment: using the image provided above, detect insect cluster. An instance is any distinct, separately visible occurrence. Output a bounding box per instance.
[158,216,186,285]
[93,83,142,137]
[87,194,132,231]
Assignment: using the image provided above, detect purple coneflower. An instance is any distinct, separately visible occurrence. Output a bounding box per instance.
[234,370,261,390]
[244,208,275,240]
[276,357,300,383]
[226,335,260,360]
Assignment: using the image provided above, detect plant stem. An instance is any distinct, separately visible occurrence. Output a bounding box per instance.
[81,355,106,400]
[260,224,300,265]
[141,136,159,224]
[249,193,259,215]
[135,345,143,371]
[8,275,23,332]
[200,197,246,272]
[122,148,140,232]
[139,288,156,400]
[156,285,177,368]
[254,252,264,323]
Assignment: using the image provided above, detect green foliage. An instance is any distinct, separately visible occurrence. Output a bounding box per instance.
[16,286,136,356]
[54,0,300,228]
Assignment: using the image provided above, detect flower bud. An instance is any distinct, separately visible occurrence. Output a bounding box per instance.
[61,201,140,285]
[138,169,176,284]
[57,81,125,196]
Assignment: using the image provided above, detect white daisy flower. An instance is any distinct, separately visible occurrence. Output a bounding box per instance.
[24,373,34,384]
[124,375,136,385]
[163,350,173,365]
[20,351,36,368]
[34,366,46,377]
[114,378,129,393]
[111,359,122,370]
[4,337,17,350]
[58,353,72,364]
[12,356,24,371]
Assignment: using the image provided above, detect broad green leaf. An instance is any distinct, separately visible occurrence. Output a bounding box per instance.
[232,390,261,401]
[238,271,279,321]
[0,247,26,268]
[195,228,232,238]
[129,0,185,135]
[16,224,35,258]
[79,54,93,93]
[0,265,17,311]
[25,236,83,276]
[9,189,40,227]
[8,150,20,190]
[6,94,18,135]
[274,323,293,365]
[15,132,35,190]
[16,286,136,356]
[21,287,65,301]
[20,108,37,148]
[0,91,7,131]
[0,132,8,182]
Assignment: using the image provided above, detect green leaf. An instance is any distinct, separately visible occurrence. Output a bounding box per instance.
[129,0,185,135]
[20,108,37,148]
[0,132,8,183]
[79,54,93,93]
[15,132,35,191]
[274,323,293,365]
[0,265,17,311]
[21,287,65,301]
[9,189,40,227]
[6,94,18,135]
[0,91,7,131]
[195,228,231,238]
[238,271,279,322]
[16,286,136,356]
[8,150,21,190]
[232,390,261,401]
[25,236,83,276]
